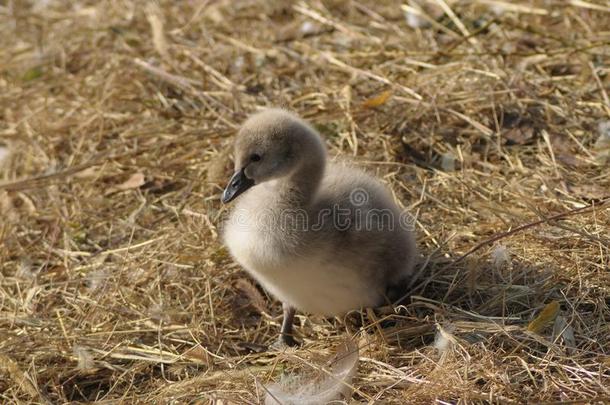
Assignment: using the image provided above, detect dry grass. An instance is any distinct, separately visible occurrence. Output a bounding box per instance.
[1,0,609,403]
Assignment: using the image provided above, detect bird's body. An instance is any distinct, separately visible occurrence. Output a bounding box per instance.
[222,109,417,344]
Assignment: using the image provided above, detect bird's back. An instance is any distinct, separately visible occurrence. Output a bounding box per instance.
[307,162,417,296]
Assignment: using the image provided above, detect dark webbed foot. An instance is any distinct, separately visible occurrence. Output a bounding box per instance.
[276,333,299,348]
[272,302,299,348]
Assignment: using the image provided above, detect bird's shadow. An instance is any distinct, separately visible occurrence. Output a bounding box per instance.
[340,246,559,350]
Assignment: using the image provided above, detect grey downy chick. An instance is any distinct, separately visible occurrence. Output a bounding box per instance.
[222,109,417,346]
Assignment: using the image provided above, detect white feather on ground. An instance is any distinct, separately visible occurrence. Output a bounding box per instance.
[434,324,457,353]
[491,244,511,270]
[264,341,359,405]
[73,345,94,371]
[553,315,576,349]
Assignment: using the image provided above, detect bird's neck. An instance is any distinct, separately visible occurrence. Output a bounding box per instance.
[278,138,326,208]
[279,157,325,206]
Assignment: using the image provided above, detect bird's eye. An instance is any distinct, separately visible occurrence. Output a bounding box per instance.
[250,153,261,162]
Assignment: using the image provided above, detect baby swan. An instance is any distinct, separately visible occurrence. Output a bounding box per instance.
[222,109,417,346]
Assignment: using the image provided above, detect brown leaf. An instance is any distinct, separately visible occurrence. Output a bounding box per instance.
[362,90,392,108]
[182,345,210,364]
[74,166,102,179]
[528,301,560,333]
[503,126,535,145]
[116,172,146,191]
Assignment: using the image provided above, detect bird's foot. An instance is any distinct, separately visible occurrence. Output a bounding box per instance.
[270,334,299,349]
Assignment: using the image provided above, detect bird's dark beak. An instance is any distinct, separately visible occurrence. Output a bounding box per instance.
[222,168,255,203]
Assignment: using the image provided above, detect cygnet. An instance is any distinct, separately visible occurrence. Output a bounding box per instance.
[222,109,417,346]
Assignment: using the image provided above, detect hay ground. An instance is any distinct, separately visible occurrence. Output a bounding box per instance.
[1,0,609,403]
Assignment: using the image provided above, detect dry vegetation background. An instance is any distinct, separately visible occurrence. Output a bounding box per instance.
[1,0,609,403]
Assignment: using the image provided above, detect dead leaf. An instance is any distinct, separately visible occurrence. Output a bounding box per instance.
[362,90,392,108]
[116,173,146,191]
[182,345,210,364]
[528,301,560,333]
[503,126,535,145]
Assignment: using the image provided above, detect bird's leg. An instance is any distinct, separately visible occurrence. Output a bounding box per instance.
[278,303,298,347]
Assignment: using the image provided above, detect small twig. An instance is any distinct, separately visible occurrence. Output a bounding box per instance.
[450,199,609,266]
[133,58,199,91]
